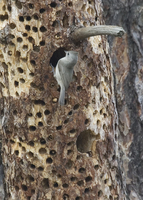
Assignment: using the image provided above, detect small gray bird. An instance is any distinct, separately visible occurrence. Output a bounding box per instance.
[54,51,78,105]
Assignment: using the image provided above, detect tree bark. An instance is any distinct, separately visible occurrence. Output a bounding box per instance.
[102,0,143,199]
[0,0,130,200]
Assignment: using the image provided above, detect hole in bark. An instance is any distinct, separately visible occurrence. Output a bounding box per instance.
[27,151,33,158]
[2,5,6,10]
[85,176,92,182]
[33,45,40,52]
[15,0,22,9]
[19,143,22,147]
[77,86,82,91]
[15,51,21,58]
[36,112,42,118]
[27,175,34,182]
[38,121,43,127]
[22,185,27,191]
[19,16,24,22]
[85,119,89,124]
[9,41,15,46]
[15,186,19,191]
[34,100,45,105]
[29,3,34,9]
[13,110,17,115]
[44,110,50,115]
[76,154,80,160]
[38,166,44,171]
[64,119,69,124]
[53,182,58,187]
[28,37,34,44]
[73,104,79,110]
[30,164,35,169]
[67,141,74,146]
[17,67,23,73]
[26,16,31,21]
[76,197,82,200]
[63,194,69,200]
[47,135,53,141]
[14,81,19,87]
[67,150,73,155]
[68,2,72,6]
[98,190,103,197]
[40,8,45,13]
[46,157,53,164]
[33,14,39,20]
[10,23,16,29]
[50,47,65,68]
[14,150,19,155]
[40,138,46,144]
[50,2,57,7]
[84,188,90,193]
[16,92,19,96]
[30,82,37,88]
[70,129,75,133]
[76,130,95,153]
[29,126,36,131]
[30,60,36,65]
[63,13,69,27]
[104,179,108,184]
[94,165,99,170]
[23,33,28,37]
[25,25,30,31]
[29,72,34,76]
[39,148,47,154]
[20,78,25,83]
[52,20,59,28]
[68,111,72,115]
[62,183,69,188]
[41,178,49,189]
[7,5,12,12]
[50,150,56,155]
[56,125,62,130]
[22,147,26,152]
[31,189,35,194]
[28,141,34,146]
[40,26,47,32]
[40,40,45,46]
[97,120,100,126]
[32,26,38,32]
[77,180,84,186]
[0,14,8,21]
[8,51,12,56]
[103,124,106,130]
[79,168,86,173]
[70,177,77,182]
[10,139,15,144]
[65,159,73,169]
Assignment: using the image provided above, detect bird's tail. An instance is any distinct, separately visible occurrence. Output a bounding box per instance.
[59,85,65,105]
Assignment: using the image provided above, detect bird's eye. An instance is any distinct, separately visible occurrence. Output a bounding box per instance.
[67,53,69,55]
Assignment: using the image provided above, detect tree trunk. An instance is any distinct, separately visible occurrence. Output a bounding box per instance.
[102,0,143,199]
[0,0,135,200]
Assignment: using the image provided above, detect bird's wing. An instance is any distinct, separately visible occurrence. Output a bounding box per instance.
[58,59,73,90]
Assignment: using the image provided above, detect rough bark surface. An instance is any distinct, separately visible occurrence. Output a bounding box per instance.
[102,0,143,199]
[0,0,127,200]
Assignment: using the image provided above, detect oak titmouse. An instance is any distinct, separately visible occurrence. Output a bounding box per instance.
[54,51,78,105]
